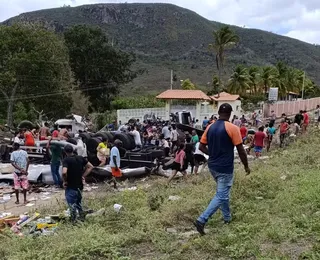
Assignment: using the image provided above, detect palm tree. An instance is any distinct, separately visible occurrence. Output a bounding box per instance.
[209,26,239,97]
[248,66,261,94]
[274,62,289,98]
[228,65,250,95]
[261,66,277,94]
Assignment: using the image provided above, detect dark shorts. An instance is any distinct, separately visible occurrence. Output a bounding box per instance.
[317,116,320,122]
[194,154,206,165]
[171,161,181,171]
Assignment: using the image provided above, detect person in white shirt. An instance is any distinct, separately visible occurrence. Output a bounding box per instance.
[162,124,171,140]
[194,142,207,175]
[14,130,25,145]
[129,126,142,148]
[194,119,202,130]
[171,125,179,152]
[159,134,170,157]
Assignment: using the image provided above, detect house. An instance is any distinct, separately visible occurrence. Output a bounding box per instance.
[210,92,242,117]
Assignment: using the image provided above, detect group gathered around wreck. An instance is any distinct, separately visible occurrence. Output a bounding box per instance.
[4,101,317,232]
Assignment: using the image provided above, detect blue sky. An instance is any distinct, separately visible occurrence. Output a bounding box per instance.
[1,0,320,44]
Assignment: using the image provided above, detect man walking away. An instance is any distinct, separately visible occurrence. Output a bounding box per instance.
[11,143,29,204]
[62,145,93,223]
[253,126,267,157]
[47,138,63,188]
[194,103,250,235]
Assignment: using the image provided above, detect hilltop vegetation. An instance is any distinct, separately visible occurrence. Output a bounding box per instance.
[4,3,320,93]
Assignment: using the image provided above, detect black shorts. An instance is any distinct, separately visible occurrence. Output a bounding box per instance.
[194,154,206,165]
[171,161,181,171]
[317,116,320,122]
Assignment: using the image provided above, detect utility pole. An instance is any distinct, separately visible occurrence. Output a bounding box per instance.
[302,71,305,99]
[170,70,173,90]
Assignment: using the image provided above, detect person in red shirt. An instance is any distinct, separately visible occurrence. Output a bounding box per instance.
[240,123,248,144]
[253,126,267,157]
[279,119,289,148]
[302,110,309,133]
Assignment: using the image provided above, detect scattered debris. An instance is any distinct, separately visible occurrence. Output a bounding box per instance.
[280,175,287,180]
[168,195,181,201]
[113,204,123,213]
[166,227,178,234]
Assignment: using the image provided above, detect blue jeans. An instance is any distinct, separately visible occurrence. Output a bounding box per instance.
[65,188,83,222]
[50,161,62,186]
[198,169,234,224]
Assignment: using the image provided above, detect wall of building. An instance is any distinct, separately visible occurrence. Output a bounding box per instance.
[117,100,243,123]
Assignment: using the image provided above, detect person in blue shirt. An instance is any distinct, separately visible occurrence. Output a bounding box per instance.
[194,103,250,235]
[202,117,209,130]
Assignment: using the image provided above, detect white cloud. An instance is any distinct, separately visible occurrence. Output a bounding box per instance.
[0,0,320,44]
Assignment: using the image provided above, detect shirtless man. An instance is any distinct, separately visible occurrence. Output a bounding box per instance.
[39,122,51,140]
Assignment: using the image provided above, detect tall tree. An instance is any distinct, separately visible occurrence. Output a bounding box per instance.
[64,25,139,112]
[261,66,277,95]
[209,26,239,97]
[0,25,72,126]
[248,66,261,94]
[228,65,250,95]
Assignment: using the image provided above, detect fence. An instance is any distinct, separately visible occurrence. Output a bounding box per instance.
[264,98,320,118]
[117,107,167,123]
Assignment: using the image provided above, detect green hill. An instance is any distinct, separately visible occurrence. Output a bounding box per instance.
[3,3,320,94]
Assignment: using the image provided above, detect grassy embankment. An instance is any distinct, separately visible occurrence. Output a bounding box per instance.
[2,129,320,259]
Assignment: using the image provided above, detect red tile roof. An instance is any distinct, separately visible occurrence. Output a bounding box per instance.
[156,90,211,100]
[210,92,240,101]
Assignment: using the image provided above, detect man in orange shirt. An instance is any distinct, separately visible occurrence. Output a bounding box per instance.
[194,104,250,235]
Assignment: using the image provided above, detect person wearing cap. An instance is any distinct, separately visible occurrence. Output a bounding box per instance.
[109,139,123,189]
[194,103,250,235]
[62,144,93,222]
[10,143,29,204]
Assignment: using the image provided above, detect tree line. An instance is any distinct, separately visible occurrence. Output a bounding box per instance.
[208,26,319,99]
[0,24,139,126]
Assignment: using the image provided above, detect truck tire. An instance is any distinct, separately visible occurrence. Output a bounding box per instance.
[79,133,92,144]
[18,120,35,130]
[113,133,135,150]
[87,137,101,155]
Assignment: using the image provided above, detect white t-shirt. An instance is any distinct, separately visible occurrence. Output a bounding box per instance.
[161,139,170,148]
[171,129,178,141]
[130,130,142,146]
[194,142,204,156]
[162,126,171,139]
[109,147,120,168]
[14,137,24,145]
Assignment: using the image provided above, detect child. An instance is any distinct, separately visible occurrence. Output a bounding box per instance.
[96,137,109,167]
[253,126,267,157]
[167,143,187,184]
[266,122,276,152]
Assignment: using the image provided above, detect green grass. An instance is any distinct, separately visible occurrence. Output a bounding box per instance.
[2,129,320,259]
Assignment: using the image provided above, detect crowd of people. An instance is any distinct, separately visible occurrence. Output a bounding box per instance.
[8,104,317,225]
